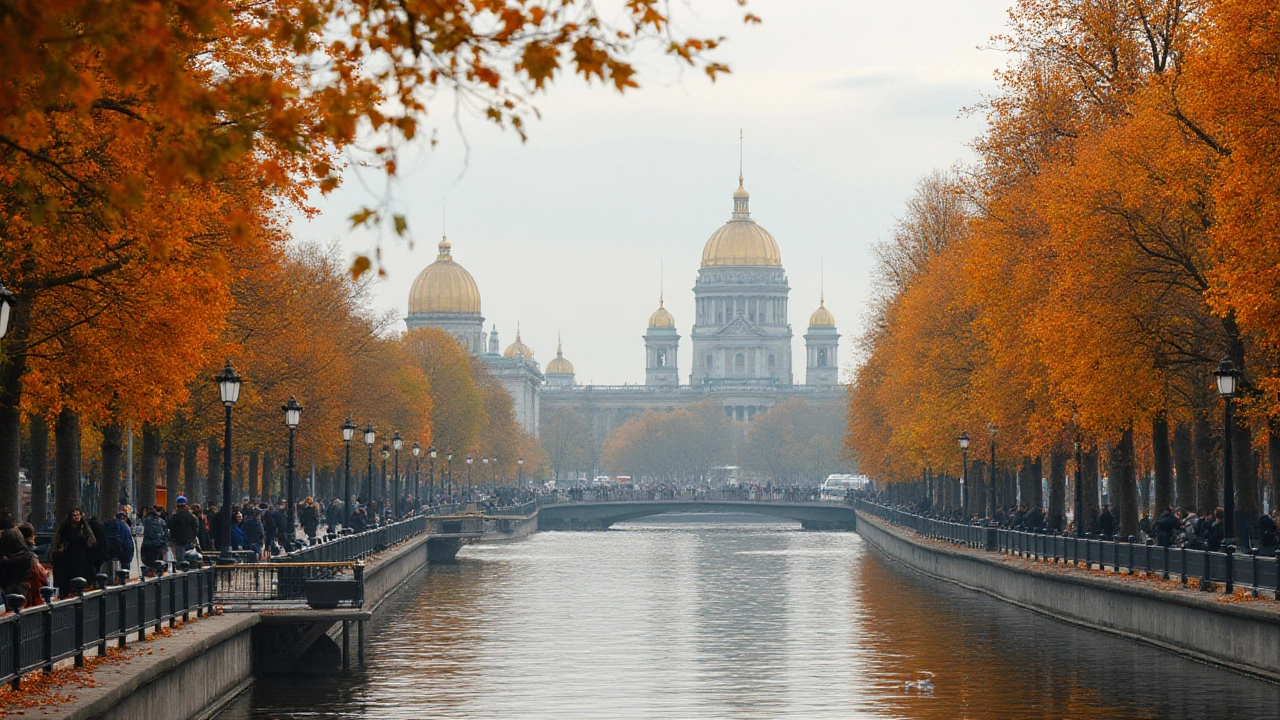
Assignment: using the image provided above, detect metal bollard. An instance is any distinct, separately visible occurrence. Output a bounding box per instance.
[70,577,88,667]
[7,594,26,689]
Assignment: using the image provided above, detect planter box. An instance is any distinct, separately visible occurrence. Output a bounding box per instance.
[305,579,360,609]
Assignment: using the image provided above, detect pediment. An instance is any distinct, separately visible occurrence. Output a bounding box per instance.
[714,316,765,336]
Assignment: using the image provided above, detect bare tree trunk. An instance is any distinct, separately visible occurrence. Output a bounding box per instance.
[1172,421,1194,511]
[1081,447,1100,533]
[262,452,275,500]
[206,437,221,507]
[1032,456,1044,508]
[139,423,159,510]
[54,408,81,523]
[248,450,259,502]
[1153,412,1173,513]
[29,415,49,526]
[1269,420,1280,517]
[1048,452,1067,531]
[1233,419,1258,543]
[1194,411,1219,516]
[1111,427,1138,539]
[100,424,123,521]
[1017,458,1033,507]
[164,443,181,513]
[183,440,199,506]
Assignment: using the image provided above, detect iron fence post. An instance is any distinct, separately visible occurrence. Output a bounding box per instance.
[1225,546,1235,594]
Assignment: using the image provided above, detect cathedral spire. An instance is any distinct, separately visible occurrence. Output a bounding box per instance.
[732,129,751,220]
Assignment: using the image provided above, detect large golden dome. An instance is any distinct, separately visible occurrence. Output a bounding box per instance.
[648,300,676,329]
[701,180,782,268]
[503,327,535,360]
[546,341,574,375]
[809,299,836,327]
[408,238,481,314]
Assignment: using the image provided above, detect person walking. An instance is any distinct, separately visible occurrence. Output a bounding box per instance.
[51,509,98,597]
[104,511,135,577]
[1207,508,1226,552]
[0,528,35,606]
[300,498,320,544]
[140,506,169,574]
[16,524,48,607]
[169,498,200,563]
[1153,507,1179,547]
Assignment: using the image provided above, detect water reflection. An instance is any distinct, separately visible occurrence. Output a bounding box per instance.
[216,516,1279,719]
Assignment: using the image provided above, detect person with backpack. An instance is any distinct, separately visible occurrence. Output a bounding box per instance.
[168,498,200,562]
[104,511,134,577]
[140,506,168,574]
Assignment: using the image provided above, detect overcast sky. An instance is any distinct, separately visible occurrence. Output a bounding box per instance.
[290,0,1011,385]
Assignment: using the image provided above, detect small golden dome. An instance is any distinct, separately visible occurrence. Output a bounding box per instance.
[701,182,782,268]
[809,299,836,327]
[408,238,482,314]
[503,327,535,360]
[648,300,676,329]
[546,341,574,375]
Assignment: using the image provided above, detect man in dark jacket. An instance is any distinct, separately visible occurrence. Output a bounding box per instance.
[1153,507,1179,547]
[104,512,134,575]
[168,498,200,559]
[1207,508,1226,551]
[1093,505,1116,538]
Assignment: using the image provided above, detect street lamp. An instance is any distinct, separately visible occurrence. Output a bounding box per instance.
[428,446,437,507]
[518,456,524,488]
[958,432,970,521]
[0,284,14,339]
[1214,358,1242,545]
[341,417,356,527]
[392,431,403,520]
[466,454,474,498]
[214,360,242,561]
[411,441,421,512]
[363,422,376,506]
[282,396,302,547]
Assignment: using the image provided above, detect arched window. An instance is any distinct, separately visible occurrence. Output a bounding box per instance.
[818,348,828,367]
[734,353,746,374]
[706,354,714,370]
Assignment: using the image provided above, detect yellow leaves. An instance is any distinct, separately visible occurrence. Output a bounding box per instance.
[349,255,371,281]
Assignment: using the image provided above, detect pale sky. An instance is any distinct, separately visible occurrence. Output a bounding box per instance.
[291,0,1011,385]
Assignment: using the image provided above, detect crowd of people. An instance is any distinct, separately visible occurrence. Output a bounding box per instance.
[890,491,1280,554]
[0,482,549,611]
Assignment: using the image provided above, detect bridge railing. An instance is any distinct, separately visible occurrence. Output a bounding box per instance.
[0,567,215,689]
[541,488,829,505]
[855,499,1280,598]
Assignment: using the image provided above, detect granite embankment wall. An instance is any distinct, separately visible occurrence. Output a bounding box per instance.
[61,530,442,720]
[855,510,1280,682]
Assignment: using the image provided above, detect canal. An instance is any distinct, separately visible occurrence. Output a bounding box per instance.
[216,517,1280,719]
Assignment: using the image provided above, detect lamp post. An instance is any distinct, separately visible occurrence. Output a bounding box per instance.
[482,457,489,491]
[518,456,524,489]
[1074,437,1084,537]
[282,396,302,543]
[363,423,376,505]
[411,442,421,512]
[341,417,356,527]
[1214,358,1242,546]
[429,446,438,507]
[958,432,970,521]
[214,361,242,561]
[987,423,998,519]
[0,283,14,339]
[466,455,474,499]
[392,432,402,519]
[492,458,498,486]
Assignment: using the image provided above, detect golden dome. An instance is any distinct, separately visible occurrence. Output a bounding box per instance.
[701,181,782,268]
[546,341,574,375]
[503,326,535,360]
[408,238,481,314]
[648,299,676,329]
[809,298,836,327]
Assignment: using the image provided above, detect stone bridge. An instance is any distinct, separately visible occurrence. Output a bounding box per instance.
[536,500,857,531]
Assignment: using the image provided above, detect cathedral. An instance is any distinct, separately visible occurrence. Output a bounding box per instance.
[404,171,844,443]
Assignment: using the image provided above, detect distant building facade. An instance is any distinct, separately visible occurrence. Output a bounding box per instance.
[405,173,844,445]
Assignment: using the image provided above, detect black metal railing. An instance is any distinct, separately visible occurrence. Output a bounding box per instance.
[290,515,430,563]
[0,568,215,689]
[855,499,1280,598]
[214,561,363,606]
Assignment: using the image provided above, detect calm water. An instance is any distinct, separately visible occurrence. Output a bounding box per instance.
[217,516,1280,719]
